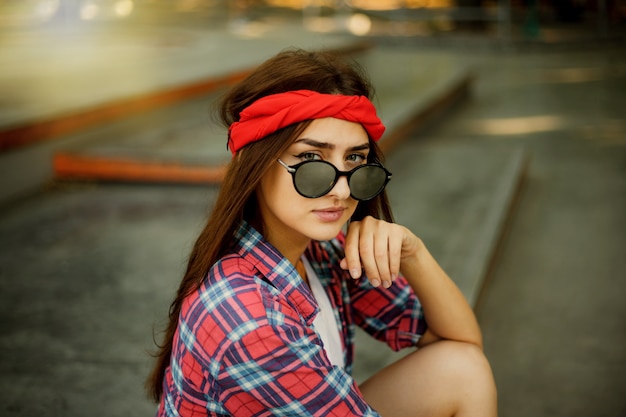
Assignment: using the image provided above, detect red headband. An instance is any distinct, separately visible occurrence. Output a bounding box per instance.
[227,90,385,154]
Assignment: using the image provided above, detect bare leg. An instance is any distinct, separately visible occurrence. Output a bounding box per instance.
[359,341,497,417]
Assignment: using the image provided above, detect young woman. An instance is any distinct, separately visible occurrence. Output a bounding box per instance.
[147,48,497,417]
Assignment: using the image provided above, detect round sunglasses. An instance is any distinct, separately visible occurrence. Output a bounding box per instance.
[277,159,392,201]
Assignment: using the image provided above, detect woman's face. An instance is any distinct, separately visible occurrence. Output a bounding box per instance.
[257,117,370,256]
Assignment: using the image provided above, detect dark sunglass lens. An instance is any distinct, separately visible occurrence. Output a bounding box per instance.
[294,161,336,197]
[350,165,388,200]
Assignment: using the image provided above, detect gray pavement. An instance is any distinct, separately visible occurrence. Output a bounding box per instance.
[412,43,626,416]
[0,22,473,204]
[0,22,354,129]
[0,20,360,203]
[48,47,472,177]
[0,16,625,417]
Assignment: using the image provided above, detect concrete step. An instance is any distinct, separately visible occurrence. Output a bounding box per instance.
[0,24,365,205]
[51,48,473,183]
[0,24,364,151]
[352,143,527,383]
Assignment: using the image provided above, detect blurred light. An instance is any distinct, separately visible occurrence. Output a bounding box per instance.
[432,15,453,31]
[35,0,60,21]
[347,0,404,10]
[229,21,270,38]
[304,17,337,33]
[80,3,99,20]
[176,0,204,12]
[467,116,566,136]
[265,0,308,8]
[347,0,453,9]
[542,68,607,84]
[115,0,134,17]
[347,13,371,36]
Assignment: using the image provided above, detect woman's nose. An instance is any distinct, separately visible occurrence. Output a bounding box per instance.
[328,174,351,200]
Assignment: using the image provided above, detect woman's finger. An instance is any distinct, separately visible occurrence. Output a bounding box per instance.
[344,217,407,288]
[355,217,385,287]
[388,226,403,283]
[343,221,363,279]
[373,224,392,288]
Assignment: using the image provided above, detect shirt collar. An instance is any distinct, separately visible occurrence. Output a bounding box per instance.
[234,221,318,324]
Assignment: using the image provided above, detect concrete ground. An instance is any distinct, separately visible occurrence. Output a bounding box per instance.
[0,19,360,204]
[410,43,626,416]
[0,12,625,417]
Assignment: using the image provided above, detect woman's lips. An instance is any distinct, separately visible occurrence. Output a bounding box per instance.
[313,208,346,222]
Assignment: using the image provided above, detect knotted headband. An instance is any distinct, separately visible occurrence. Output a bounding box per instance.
[227,89,386,154]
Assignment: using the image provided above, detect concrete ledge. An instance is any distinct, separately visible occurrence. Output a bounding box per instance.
[0,38,370,153]
[53,153,226,184]
[387,145,528,306]
[378,69,473,154]
[0,69,251,153]
[0,27,367,204]
[51,49,473,184]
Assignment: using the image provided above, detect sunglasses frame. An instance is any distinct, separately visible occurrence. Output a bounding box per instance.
[277,159,392,201]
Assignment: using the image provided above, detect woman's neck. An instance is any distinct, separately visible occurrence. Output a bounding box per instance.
[265,232,309,266]
[295,257,309,286]
[252,218,311,284]
[265,231,310,285]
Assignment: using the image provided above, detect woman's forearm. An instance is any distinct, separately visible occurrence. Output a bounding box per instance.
[400,238,483,349]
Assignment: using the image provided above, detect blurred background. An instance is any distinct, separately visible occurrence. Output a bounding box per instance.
[0,0,624,37]
[0,1,625,416]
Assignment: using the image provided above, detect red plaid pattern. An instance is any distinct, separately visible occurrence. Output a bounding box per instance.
[158,221,426,416]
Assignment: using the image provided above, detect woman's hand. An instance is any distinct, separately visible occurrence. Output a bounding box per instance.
[339,216,422,288]
[340,217,484,348]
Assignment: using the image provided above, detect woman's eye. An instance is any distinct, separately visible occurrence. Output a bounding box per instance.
[347,153,367,163]
[295,152,321,161]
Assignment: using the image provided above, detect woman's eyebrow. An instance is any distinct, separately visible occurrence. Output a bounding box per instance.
[349,143,371,152]
[295,138,334,149]
[294,138,370,151]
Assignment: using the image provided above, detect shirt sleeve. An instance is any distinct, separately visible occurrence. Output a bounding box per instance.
[348,275,427,351]
[327,232,427,351]
[215,323,381,417]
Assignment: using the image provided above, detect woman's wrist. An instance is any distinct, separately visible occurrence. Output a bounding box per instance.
[400,231,426,272]
[399,235,445,294]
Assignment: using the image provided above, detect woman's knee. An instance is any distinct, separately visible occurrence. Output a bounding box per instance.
[429,340,494,381]
[360,341,497,417]
[421,341,498,416]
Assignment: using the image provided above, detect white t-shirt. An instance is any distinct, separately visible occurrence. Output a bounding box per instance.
[302,256,345,369]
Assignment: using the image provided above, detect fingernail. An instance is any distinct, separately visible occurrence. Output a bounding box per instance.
[383,281,391,288]
[391,274,398,281]
[371,279,380,287]
[350,269,360,279]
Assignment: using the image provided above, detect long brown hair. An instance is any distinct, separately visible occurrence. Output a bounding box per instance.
[146,48,394,402]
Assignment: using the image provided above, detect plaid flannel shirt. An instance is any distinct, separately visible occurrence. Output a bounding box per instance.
[159,221,427,416]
